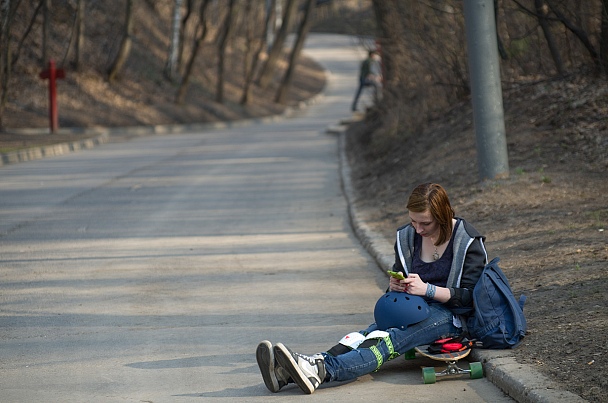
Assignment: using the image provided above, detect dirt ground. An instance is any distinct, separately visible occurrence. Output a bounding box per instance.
[346,74,607,402]
[1,52,606,401]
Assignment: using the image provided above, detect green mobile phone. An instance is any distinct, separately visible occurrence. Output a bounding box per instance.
[387,270,405,280]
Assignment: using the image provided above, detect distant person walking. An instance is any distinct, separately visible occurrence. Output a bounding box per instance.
[351,50,382,112]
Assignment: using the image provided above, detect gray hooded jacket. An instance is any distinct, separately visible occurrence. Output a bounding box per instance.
[392,218,488,313]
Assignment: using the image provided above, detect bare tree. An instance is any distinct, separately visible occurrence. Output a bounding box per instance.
[75,0,85,70]
[275,0,315,104]
[216,0,236,104]
[264,0,277,48]
[602,0,608,72]
[535,0,565,75]
[178,0,196,71]
[42,0,50,65]
[11,0,44,68]
[494,0,509,60]
[257,0,298,89]
[0,0,12,130]
[175,0,212,104]
[545,0,599,66]
[511,0,599,68]
[371,0,410,101]
[108,0,134,82]
[240,0,266,105]
[63,0,85,70]
[164,0,183,81]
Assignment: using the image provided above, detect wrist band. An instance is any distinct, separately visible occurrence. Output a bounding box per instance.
[425,283,436,299]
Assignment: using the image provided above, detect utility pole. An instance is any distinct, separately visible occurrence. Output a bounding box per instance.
[463,0,509,180]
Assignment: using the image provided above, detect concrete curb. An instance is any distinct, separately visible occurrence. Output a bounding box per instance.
[1,132,111,166]
[474,350,585,402]
[334,125,586,403]
[0,91,325,168]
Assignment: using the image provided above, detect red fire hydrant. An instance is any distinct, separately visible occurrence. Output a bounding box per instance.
[39,60,65,133]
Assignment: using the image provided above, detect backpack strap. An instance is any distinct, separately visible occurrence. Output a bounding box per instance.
[519,294,527,310]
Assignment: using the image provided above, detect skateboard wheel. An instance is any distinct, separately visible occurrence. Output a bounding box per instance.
[403,349,416,360]
[422,367,436,384]
[469,362,483,379]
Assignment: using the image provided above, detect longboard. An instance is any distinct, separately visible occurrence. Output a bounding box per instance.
[412,345,483,384]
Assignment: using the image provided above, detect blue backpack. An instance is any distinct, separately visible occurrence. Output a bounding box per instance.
[468,257,527,349]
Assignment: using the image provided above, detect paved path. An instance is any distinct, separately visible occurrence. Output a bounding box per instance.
[0,35,514,402]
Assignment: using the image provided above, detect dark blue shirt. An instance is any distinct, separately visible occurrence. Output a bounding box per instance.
[411,219,461,287]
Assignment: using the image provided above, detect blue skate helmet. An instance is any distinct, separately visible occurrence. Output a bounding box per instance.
[374,291,431,330]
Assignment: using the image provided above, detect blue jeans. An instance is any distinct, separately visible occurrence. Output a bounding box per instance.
[322,303,461,382]
[351,78,379,111]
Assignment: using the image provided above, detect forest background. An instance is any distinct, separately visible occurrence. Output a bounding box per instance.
[0,0,606,401]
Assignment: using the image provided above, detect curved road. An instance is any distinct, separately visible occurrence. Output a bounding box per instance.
[0,35,512,402]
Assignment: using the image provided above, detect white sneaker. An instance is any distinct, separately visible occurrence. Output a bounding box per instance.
[256,340,291,393]
[273,342,326,394]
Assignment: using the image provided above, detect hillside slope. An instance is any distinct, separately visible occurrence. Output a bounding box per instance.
[2,1,325,133]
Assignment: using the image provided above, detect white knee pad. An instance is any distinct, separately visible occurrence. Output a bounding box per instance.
[338,332,366,349]
[364,330,390,341]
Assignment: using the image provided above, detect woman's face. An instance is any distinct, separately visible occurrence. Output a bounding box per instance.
[409,210,439,239]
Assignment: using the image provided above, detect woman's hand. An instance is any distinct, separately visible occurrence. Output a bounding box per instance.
[403,273,426,296]
[389,273,440,299]
[388,275,408,292]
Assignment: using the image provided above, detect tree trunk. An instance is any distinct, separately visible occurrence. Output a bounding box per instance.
[371,0,405,92]
[42,0,50,65]
[275,0,315,104]
[257,0,298,89]
[178,0,195,71]
[535,0,565,76]
[264,0,276,49]
[545,0,599,66]
[11,0,44,68]
[0,0,11,130]
[601,0,608,73]
[64,0,85,70]
[75,0,85,70]
[108,0,134,83]
[216,0,236,104]
[494,0,508,60]
[240,0,259,105]
[164,0,183,81]
[175,0,211,104]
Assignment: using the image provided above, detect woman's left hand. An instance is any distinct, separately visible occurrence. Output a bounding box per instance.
[389,276,407,292]
[403,273,426,296]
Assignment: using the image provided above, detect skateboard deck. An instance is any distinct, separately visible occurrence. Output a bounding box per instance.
[411,344,483,384]
[415,345,471,361]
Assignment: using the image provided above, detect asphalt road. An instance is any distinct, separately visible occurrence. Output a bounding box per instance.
[0,34,513,402]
